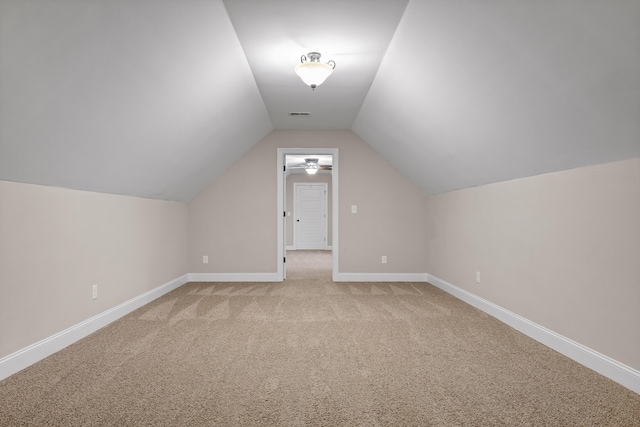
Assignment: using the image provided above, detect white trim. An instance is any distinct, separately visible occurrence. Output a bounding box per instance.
[6,271,636,395]
[336,273,429,282]
[188,272,280,282]
[278,148,339,282]
[427,273,640,395]
[286,246,332,251]
[0,274,189,381]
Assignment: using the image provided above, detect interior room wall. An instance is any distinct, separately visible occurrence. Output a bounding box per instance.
[424,158,640,371]
[0,180,189,359]
[188,129,428,274]
[286,172,332,248]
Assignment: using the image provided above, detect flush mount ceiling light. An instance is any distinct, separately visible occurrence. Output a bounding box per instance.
[304,158,320,174]
[305,163,319,175]
[294,52,336,90]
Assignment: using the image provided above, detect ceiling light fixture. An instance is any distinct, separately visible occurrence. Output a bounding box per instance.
[305,158,320,175]
[295,52,336,90]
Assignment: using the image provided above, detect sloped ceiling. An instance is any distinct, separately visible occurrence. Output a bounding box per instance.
[0,0,272,201]
[222,0,409,129]
[353,0,640,195]
[1,0,639,202]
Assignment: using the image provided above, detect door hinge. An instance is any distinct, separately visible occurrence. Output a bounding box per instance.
[284,257,286,263]
[284,211,286,217]
[283,166,286,172]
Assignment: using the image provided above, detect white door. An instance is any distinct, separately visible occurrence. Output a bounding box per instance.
[294,183,327,250]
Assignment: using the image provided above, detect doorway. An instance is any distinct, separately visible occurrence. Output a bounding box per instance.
[277,148,338,282]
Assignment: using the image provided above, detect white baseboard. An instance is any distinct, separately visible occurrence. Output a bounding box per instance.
[191,272,425,283]
[286,247,333,251]
[427,273,640,395]
[0,274,189,382]
[336,273,429,282]
[6,271,636,395]
[188,272,280,282]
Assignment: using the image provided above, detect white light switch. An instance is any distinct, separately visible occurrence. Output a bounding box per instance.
[203,256,209,264]
[351,205,357,214]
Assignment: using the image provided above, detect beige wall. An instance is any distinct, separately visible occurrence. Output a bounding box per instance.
[2,142,638,378]
[286,172,332,247]
[424,158,640,371]
[189,129,429,274]
[0,181,189,358]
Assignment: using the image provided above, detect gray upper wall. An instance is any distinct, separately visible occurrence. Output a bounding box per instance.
[0,0,272,201]
[353,0,640,196]
[1,0,638,202]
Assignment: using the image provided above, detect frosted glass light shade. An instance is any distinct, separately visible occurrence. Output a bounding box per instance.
[295,62,334,89]
[305,165,319,175]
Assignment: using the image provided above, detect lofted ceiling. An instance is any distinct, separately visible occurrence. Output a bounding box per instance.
[1,0,638,202]
[222,0,409,130]
[0,0,273,201]
[353,0,640,195]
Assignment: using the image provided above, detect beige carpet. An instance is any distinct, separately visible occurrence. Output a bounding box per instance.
[1,250,638,426]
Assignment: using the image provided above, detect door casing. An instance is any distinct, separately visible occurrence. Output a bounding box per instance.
[277,148,338,281]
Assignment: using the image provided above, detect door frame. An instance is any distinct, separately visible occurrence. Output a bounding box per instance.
[277,148,338,281]
[293,182,328,250]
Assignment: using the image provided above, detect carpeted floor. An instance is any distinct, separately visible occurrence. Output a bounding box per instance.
[1,250,638,426]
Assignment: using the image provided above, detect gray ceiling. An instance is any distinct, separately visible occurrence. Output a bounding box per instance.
[223,0,409,129]
[1,0,638,202]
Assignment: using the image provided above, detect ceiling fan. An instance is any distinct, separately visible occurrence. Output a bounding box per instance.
[288,158,332,175]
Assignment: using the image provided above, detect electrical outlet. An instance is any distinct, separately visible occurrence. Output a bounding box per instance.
[203,256,209,264]
[381,255,387,264]
[92,284,98,300]
[351,205,357,214]
[476,271,481,284]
